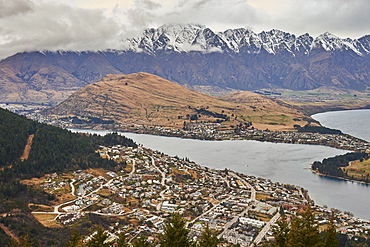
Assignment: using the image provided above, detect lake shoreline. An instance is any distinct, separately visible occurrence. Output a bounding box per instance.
[310,168,370,186]
[68,123,370,152]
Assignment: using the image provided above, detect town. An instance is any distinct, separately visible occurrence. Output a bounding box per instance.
[26,145,370,246]
[3,103,369,152]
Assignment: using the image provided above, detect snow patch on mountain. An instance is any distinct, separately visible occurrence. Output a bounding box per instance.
[121,24,370,56]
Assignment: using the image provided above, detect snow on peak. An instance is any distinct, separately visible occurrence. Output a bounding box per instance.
[313,32,365,55]
[121,24,369,56]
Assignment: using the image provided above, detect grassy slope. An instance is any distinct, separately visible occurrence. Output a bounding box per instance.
[46,73,312,131]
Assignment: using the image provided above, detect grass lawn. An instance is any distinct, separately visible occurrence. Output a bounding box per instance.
[342,158,370,181]
[32,213,61,227]
[256,193,274,201]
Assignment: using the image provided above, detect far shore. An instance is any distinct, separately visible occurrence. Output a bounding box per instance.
[310,168,370,186]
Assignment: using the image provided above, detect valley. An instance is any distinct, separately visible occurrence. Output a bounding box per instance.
[268,88,370,115]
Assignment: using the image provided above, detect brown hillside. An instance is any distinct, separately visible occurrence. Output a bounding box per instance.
[45,73,311,131]
[219,91,314,130]
[219,91,303,115]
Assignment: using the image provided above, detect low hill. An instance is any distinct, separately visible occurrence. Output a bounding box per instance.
[219,90,302,115]
[44,72,312,131]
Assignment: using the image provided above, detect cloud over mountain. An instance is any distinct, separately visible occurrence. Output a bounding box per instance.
[1,0,370,59]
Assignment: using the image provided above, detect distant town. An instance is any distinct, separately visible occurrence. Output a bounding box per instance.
[4,103,369,152]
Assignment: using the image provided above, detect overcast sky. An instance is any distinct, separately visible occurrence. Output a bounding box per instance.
[1,0,370,59]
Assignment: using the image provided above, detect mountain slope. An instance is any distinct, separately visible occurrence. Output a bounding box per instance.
[44,72,312,131]
[1,24,370,104]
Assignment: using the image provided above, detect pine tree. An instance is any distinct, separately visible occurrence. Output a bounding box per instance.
[287,208,324,247]
[159,213,193,247]
[197,224,218,247]
[272,215,290,247]
[324,213,339,247]
[19,234,33,247]
[6,239,19,247]
[65,228,83,247]
[116,232,129,247]
[132,236,151,247]
[85,227,110,247]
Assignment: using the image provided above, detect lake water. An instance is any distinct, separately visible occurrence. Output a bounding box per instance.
[73,110,370,220]
[312,109,370,142]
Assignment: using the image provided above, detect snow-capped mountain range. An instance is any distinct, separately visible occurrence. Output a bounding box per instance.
[0,24,369,104]
[123,24,370,56]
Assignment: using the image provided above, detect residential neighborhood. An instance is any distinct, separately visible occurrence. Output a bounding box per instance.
[27,145,370,246]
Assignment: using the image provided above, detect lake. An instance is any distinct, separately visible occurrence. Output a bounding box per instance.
[72,109,370,220]
[312,109,370,142]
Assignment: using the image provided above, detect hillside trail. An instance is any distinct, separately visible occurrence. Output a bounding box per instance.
[20,134,35,161]
[0,221,20,244]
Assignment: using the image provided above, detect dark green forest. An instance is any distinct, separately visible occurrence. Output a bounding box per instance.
[0,108,136,246]
[311,152,369,182]
[295,124,343,135]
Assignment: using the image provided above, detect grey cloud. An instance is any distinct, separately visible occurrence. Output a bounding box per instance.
[153,0,267,31]
[0,0,122,58]
[0,0,34,18]
[134,0,161,10]
[269,0,370,38]
[1,0,370,59]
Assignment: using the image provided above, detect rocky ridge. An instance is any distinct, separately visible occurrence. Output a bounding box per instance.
[122,24,370,55]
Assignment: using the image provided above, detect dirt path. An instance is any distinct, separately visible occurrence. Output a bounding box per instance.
[20,134,35,161]
[0,223,20,244]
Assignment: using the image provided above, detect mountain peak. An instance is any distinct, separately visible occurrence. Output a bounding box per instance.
[122,24,370,56]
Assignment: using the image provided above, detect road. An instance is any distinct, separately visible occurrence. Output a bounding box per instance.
[0,223,20,244]
[217,172,257,240]
[53,175,115,214]
[188,195,233,227]
[251,212,281,247]
[130,159,136,175]
[217,205,251,239]
[229,172,256,201]
[70,179,76,196]
[150,157,166,186]
[150,157,169,210]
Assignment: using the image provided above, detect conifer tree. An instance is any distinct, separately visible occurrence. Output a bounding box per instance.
[287,208,324,247]
[324,213,338,247]
[85,227,110,247]
[6,239,19,247]
[65,228,83,247]
[116,232,129,247]
[197,224,218,247]
[272,215,290,247]
[132,236,151,247]
[19,234,33,247]
[159,213,193,247]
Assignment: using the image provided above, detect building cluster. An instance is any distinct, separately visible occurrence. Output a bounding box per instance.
[31,145,370,246]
